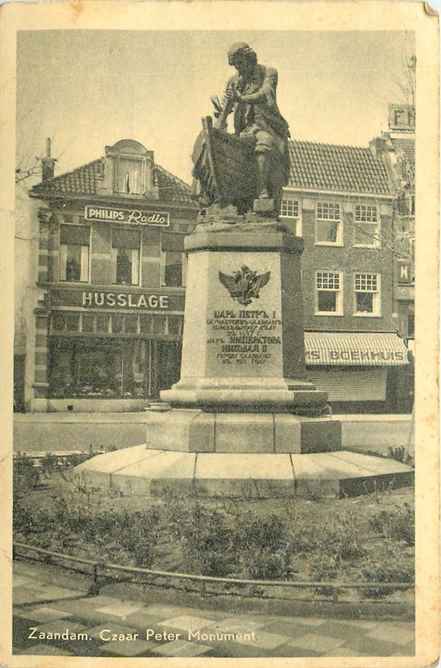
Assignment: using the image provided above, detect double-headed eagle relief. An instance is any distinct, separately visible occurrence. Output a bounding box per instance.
[219,266,271,306]
[192,42,290,217]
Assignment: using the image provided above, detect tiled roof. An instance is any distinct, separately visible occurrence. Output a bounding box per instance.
[31,139,393,201]
[287,141,392,195]
[31,159,195,205]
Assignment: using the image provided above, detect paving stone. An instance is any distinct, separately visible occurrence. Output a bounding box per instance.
[234,630,290,650]
[87,623,141,642]
[13,588,50,604]
[211,617,265,634]
[143,604,201,617]
[365,622,415,645]
[265,619,328,638]
[157,614,217,633]
[94,602,145,620]
[121,610,161,630]
[13,576,35,587]
[16,606,73,623]
[325,646,371,656]
[152,639,212,657]
[100,639,160,656]
[286,632,346,653]
[18,644,74,655]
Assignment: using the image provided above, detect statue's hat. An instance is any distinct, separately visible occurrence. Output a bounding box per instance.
[227,42,255,64]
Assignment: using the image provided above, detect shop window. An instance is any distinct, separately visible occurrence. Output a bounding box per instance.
[315,271,343,315]
[353,205,380,248]
[48,338,147,399]
[60,225,90,282]
[353,273,381,316]
[116,158,144,195]
[125,315,139,334]
[65,313,80,332]
[280,197,301,235]
[96,314,110,334]
[112,228,141,286]
[140,315,153,335]
[52,313,66,332]
[82,314,95,333]
[111,314,124,334]
[315,202,342,246]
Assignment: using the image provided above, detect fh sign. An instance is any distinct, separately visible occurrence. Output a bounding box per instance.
[85,205,170,227]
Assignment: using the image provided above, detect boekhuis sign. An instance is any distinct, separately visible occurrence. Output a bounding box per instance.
[84,205,170,226]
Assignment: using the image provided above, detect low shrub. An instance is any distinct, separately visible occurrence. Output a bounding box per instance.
[309,554,340,596]
[360,546,414,598]
[369,503,415,546]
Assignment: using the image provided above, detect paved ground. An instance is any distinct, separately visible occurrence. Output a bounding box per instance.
[13,561,415,658]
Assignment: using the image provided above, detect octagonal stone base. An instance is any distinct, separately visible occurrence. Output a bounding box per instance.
[73,444,414,499]
[144,408,341,454]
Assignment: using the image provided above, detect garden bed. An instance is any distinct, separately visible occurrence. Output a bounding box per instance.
[13,466,414,603]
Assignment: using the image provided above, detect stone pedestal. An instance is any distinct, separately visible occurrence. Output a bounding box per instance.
[162,221,326,413]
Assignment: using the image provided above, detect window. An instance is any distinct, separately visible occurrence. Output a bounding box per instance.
[161,233,186,287]
[316,202,342,245]
[280,197,300,235]
[353,205,380,248]
[116,158,144,195]
[60,225,90,282]
[112,228,141,286]
[315,271,343,315]
[353,273,381,316]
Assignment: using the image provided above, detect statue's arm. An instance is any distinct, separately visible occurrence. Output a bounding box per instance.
[215,78,236,129]
[238,67,278,106]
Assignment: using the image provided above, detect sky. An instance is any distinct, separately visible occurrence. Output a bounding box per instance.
[16,30,415,186]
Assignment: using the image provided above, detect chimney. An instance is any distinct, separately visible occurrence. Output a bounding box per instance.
[41,138,56,181]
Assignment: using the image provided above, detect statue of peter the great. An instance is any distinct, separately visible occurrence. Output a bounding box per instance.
[213,42,291,212]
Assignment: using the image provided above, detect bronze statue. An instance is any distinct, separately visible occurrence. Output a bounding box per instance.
[192,42,291,217]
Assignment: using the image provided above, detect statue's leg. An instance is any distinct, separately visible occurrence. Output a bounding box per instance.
[256,152,271,199]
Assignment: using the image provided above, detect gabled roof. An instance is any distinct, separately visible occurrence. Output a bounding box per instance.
[31,158,195,205]
[287,140,392,196]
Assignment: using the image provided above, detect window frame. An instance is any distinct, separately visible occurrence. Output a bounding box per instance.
[353,204,380,249]
[353,272,382,318]
[111,226,142,287]
[315,270,344,316]
[160,248,186,288]
[315,201,343,247]
[113,155,146,196]
[280,196,302,236]
[58,223,91,284]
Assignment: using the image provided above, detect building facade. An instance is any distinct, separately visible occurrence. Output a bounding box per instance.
[369,103,415,411]
[278,139,409,412]
[25,139,198,412]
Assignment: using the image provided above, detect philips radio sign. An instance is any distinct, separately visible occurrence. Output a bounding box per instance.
[85,205,170,227]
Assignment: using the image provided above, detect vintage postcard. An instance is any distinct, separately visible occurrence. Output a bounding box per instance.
[0,1,439,666]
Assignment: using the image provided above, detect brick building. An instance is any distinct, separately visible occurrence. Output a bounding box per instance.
[22,139,198,412]
[279,139,408,412]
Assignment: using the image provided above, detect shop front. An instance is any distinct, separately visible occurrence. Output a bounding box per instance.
[304,331,409,413]
[43,286,184,412]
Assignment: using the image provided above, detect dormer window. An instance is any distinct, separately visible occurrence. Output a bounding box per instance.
[100,139,155,198]
[117,158,144,195]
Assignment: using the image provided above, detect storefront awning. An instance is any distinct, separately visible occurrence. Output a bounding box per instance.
[304,332,408,366]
